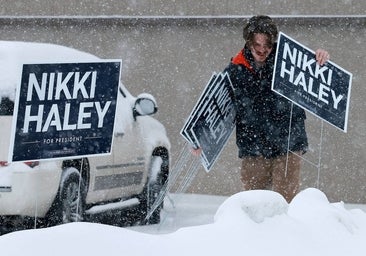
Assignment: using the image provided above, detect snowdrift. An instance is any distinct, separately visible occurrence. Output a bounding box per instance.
[1,188,366,256]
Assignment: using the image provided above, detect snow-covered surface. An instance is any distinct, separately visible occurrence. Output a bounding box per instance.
[0,40,99,101]
[1,189,366,256]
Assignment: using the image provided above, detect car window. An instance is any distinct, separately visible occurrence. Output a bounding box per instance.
[0,97,14,116]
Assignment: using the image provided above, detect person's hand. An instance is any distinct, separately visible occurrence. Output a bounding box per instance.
[315,49,330,66]
[191,147,202,157]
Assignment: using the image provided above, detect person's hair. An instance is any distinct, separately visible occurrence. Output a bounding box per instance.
[243,15,278,46]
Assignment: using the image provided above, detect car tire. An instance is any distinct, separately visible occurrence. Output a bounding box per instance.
[47,168,86,225]
[136,155,166,225]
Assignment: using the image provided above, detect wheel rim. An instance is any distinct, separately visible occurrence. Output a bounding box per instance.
[146,156,165,216]
[62,181,83,223]
[147,157,164,206]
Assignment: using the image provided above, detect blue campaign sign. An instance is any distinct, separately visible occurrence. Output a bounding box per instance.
[9,61,122,162]
[272,32,352,132]
[181,72,236,172]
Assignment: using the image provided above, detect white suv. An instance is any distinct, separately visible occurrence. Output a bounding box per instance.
[0,41,170,234]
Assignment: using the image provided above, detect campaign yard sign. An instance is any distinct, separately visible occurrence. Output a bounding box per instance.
[181,73,218,149]
[181,72,236,172]
[9,60,122,162]
[272,32,352,132]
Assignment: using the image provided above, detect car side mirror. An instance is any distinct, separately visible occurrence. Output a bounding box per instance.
[133,93,158,119]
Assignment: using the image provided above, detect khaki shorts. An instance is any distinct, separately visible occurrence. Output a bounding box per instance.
[240,152,302,202]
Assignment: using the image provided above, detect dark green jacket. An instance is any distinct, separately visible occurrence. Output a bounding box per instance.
[224,46,308,158]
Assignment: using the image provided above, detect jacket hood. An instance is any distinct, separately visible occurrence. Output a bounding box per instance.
[231,44,277,74]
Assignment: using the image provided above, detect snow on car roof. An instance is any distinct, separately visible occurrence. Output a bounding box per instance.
[0,40,100,101]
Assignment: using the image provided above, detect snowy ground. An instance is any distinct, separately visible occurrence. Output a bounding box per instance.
[128,192,366,234]
[128,193,229,234]
[1,189,366,256]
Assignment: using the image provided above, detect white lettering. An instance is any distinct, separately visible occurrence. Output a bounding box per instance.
[23,104,44,133]
[301,54,316,77]
[307,77,318,98]
[42,104,62,132]
[95,101,111,128]
[90,71,97,98]
[55,72,73,100]
[318,83,330,104]
[27,73,47,101]
[63,103,77,130]
[22,101,111,133]
[77,102,93,129]
[315,64,329,84]
[28,71,98,101]
[73,71,91,99]
[280,45,341,110]
[331,90,343,109]
[283,43,297,65]
[293,71,307,92]
[47,73,55,100]
[212,121,227,142]
[280,60,295,82]
[327,69,333,86]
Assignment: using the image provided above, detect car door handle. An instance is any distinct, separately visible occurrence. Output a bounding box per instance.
[115,132,125,138]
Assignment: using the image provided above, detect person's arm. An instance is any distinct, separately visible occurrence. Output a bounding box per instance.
[315,49,330,66]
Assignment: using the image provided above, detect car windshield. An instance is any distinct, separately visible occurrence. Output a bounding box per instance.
[0,97,14,116]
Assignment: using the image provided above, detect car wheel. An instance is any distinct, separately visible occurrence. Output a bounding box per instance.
[47,168,85,225]
[137,155,166,225]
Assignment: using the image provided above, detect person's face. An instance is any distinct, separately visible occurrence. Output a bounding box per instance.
[249,33,273,64]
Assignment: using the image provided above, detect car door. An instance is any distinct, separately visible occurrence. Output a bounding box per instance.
[107,88,147,200]
[85,144,115,204]
[86,89,147,204]
[109,121,147,200]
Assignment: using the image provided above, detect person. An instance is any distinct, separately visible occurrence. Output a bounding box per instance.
[193,15,330,202]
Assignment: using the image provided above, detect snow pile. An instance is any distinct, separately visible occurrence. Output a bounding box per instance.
[1,188,366,256]
[214,189,288,223]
